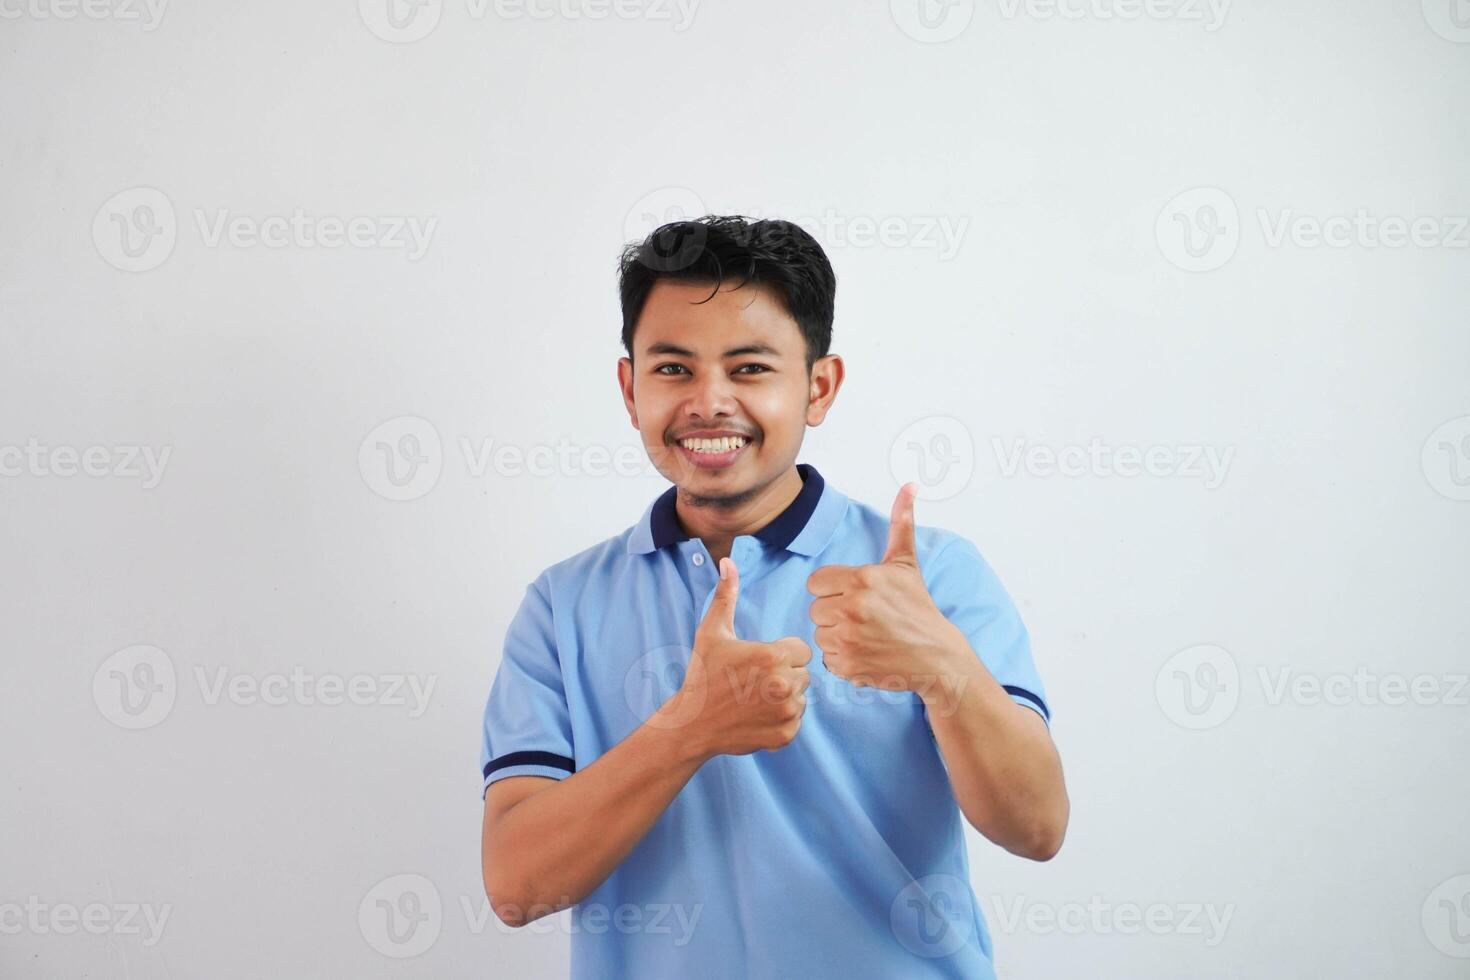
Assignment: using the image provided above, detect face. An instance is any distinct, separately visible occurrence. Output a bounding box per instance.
[617,278,843,507]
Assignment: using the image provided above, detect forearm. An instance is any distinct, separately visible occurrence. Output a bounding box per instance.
[924,637,1068,860]
[484,697,710,924]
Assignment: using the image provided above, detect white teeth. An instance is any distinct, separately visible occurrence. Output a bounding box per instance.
[679,436,748,454]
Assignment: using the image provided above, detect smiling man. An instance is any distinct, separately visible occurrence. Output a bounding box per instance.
[478,215,1068,980]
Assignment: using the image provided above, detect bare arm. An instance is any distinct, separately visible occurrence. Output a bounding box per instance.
[482,557,809,926]
[481,697,709,926]
[923,641,1068,861]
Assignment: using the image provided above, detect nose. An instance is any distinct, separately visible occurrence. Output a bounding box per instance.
[681,369,739,423]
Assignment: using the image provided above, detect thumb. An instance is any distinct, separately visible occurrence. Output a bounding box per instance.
[699,556,741,639]
[882,482,918,566]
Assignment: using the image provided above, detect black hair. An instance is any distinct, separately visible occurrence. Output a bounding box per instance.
[618,215,836,373]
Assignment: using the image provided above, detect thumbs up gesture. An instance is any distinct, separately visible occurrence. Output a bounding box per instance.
[668,557,813,759]
[806,483,967,694]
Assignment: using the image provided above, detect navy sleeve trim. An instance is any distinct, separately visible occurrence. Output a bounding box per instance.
[483,751,576,780]
[1003,685,1051,722]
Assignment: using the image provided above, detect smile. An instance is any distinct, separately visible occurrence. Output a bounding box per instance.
[675,435,751,469]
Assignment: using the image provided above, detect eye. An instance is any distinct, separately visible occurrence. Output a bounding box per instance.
[734,364,771,375]
[653,363,689,375]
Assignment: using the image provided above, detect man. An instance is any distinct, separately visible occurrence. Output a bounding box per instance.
[479,215,1068,979]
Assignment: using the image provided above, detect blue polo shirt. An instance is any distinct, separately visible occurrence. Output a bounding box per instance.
[480,463,1050,980]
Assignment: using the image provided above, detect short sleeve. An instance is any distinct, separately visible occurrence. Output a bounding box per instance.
[480,576,576,798]
[923,534,1051,726]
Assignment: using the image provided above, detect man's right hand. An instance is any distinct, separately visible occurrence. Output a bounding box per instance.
[658,557,812,758]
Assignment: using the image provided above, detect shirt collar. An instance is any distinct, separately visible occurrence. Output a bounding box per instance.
[627,463,845,557]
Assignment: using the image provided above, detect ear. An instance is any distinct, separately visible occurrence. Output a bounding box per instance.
[805,354,845,427]
[617,357,640,430]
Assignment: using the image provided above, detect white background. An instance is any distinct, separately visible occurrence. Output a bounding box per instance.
[2,0,1468,977]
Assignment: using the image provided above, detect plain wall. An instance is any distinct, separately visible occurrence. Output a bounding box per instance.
[2,0,1468,976]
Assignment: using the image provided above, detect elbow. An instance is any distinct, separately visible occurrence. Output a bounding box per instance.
[485,880,542,928]
[1017,809,1068,862]
[483,858,534,928]
[485,872,563,928]
[491,898,531,929]
[1019,826,1064,862]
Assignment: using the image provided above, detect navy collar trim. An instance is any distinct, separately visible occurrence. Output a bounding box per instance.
[649,463,825,552]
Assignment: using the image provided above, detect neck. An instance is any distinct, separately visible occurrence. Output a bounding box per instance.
[674,465,804,565]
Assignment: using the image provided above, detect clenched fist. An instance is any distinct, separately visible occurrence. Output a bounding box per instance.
[658,557,812,759]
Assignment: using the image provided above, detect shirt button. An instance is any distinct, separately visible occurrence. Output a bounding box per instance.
[691,553,705,566]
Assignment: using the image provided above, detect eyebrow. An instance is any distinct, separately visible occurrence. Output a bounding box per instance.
[643,341,782,359]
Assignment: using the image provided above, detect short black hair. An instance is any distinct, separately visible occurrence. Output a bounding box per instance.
[618,215,836,373]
